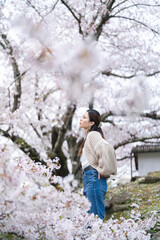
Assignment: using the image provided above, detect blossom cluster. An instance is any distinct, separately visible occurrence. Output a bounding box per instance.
[0,144,157,240]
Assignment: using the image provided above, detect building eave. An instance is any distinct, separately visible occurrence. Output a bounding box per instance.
[131,145,160,154]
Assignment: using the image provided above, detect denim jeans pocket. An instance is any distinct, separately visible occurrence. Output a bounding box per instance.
[83,169,97,185]
[85,169,96,176]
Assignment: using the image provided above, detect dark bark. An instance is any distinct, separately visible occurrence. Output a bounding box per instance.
[94,0,116,40]
[66,135,83,182]
[101,110,160,122]
[51,104,76,177]
[11,135,42,163]
[53,104,76,153]
[114,135,160,150]
[101,111,114,121]
[61,0,83,35]
[141,111,160,120]
[51,126,59,150]
[0,128,45,165]
[89,97,94,110]
[66,136,83,172]
[54,148,68,177]
[1,34,22,112]
[102,70,160,79]
[102,71,136,79]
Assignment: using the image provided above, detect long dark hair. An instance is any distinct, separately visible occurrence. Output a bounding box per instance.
[87,109,104,138]
[78,109,104,156]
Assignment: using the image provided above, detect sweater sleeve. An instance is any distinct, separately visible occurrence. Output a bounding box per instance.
[94,138,117,176]
[84,131,117,177]
[84,131,102,166]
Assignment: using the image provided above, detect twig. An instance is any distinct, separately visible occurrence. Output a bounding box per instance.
[110,15,160,35]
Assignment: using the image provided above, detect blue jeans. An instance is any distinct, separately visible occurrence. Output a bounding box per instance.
[83,168,107,220]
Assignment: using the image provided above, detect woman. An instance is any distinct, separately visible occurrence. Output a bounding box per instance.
[79,109,108,220]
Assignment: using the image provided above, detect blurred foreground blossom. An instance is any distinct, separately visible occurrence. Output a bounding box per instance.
[58,39,101,101]
[0,142,158,240]
[115,76,151,116]
[10,16,56,71]
[10,16,102,102]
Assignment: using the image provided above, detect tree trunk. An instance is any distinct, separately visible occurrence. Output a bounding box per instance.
[1,34,22,112]
[51,103,76,177]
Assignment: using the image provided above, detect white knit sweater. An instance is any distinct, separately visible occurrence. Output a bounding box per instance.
[84,131,117,177]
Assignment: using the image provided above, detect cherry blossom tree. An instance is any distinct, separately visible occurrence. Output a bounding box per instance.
[0,140,158,239]
[0,0,160,176]
[0,0,160,238]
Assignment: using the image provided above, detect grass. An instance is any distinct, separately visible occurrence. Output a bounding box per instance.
[105,172,160,220]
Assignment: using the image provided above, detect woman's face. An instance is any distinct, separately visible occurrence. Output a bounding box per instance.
[80,112,94,130]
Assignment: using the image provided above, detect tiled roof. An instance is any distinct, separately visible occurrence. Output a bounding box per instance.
[132,145,160,153]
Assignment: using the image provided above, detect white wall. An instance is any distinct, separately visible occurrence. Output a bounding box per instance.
[138,152,160,176]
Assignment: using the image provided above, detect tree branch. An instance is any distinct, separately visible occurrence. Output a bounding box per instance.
[94,0,116,40]
[34,0,60,26]
[0,128,46,165]
[42,0,60,19]
[117,155,131,161]
[112,0,129,11]
[0,40,6,49]
[26,0,44,20]
[25,114,42,138]
[110,15,160,35]
[101,110,160,122]
[102,70,160,79]
[102,71,136,79]
[1,34,22,112]
[141,111,160,120]
[101,111,114,121]
[114,135,160,149]
[61,0,83,35]
[51,104,76,176]
[53,104,76,153]
[113,3,160,16]
[146,70,160,77]
[0,208,15,220]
